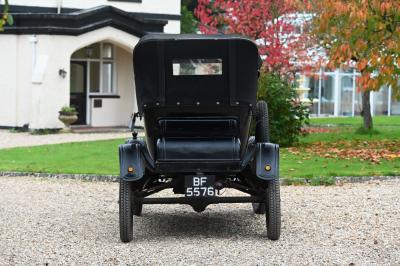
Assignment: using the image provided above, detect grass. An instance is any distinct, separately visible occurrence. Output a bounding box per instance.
[0,139,121,175]
[0,116,399,181]
[310,115,400,127]
[281,149,400,178]
[301,126,400,143]
[304,115,400,143]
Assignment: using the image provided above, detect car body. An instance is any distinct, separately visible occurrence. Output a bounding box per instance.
[118,34,281,242]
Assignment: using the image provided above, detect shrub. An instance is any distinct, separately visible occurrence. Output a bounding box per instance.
[256,73,309,147]
[59,106,77,114]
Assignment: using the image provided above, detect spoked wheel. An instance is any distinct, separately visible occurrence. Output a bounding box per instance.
[252,100,270,215]
[266,179,281,240]
[119,179,133,242]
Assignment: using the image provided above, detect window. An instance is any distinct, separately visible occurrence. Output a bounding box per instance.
[71,42,115,95]
[374,86,389,115]
[90,62,100,93]
[172,59,223,76]
[339,76,354,116]
[320,75,335,115]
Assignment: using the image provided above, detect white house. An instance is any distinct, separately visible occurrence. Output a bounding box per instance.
[0,0,181,129]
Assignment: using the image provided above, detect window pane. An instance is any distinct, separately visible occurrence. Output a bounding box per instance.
[71,49,86,59]
[102,62,113,93]
[321,75,335,115]
[71,43,100,59]
[87,43,101,59]
[90,62,100,93]
[306,76,320,115]
[70,63,85,93]
[374,86,389,115]
[339,76,353,116]
[173,59,223,76]
[103,43,113,59]
[391,97,400,115]
[354,91,363,116]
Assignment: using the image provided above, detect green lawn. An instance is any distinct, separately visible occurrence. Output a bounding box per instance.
[310,115,400,127]
[281,149,400,178]
[0,139,121,175]
[304,116,400,143]
[0,116,399,179]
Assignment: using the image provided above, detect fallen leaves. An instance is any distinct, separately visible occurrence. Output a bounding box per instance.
[301,127,342,134]
[288,140,400,164]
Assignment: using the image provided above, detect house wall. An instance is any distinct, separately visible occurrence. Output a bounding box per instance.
[164,20,181,34]
[0,27,141,129]
[0,35,18,127]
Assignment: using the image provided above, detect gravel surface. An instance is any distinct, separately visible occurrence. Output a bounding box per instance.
[0,176,399,265]
[0,129,132,149]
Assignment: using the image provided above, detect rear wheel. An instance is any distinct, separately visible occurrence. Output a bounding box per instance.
[119,179,133,242]
[266,179,281,240]
[252,100,270,214]
[255,100,270,143]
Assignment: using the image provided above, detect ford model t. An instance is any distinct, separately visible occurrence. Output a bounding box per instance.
[119,34,281,242]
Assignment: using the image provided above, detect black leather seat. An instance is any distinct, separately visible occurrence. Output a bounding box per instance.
[156,117,240,162]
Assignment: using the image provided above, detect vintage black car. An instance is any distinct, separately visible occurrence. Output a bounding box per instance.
[119,34,280,242]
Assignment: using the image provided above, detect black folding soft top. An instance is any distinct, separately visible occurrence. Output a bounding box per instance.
[133,34,261,113]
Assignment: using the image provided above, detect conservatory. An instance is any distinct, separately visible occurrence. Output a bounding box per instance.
[299,69,400,117]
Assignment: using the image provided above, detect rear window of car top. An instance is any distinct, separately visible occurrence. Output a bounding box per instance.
[172,59,223,76]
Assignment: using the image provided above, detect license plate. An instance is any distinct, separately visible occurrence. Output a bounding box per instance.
[185,175,215,197]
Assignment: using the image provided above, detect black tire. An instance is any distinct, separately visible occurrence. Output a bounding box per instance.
[255,100,270,143]
[119,179,133,243]
[252,100,270,214]
[266,179,281,240]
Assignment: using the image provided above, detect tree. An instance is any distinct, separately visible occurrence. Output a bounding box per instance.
[195,0,317,77]
[196,0,314,146]
[181,0,197,33]
[309,0,400,130]
[0,0,12,31]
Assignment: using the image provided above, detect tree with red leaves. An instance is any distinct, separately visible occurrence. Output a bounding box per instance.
[195,0,317,77]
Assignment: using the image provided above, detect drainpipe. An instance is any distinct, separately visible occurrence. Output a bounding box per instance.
[29,34,37,72]
[57,0,62,14]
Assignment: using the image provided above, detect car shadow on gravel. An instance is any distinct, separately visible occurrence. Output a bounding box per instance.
[131,208,266,241]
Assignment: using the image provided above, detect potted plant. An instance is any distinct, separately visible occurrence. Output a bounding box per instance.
[58,106,78,131]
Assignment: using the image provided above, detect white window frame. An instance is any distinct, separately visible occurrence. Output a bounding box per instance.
[71,42,117,96]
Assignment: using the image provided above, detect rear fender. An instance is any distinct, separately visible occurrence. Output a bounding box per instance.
[256,143,279,180]
[119,143,145,181]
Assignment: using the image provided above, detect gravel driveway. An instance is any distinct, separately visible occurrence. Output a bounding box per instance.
[0,176,399,265]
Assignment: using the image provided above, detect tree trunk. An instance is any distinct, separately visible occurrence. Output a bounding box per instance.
[361,91,373,130]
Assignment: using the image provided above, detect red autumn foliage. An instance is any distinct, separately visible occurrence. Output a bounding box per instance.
[195,0,319,76]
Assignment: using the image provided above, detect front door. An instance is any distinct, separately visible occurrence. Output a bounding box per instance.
[70,61,87,125]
